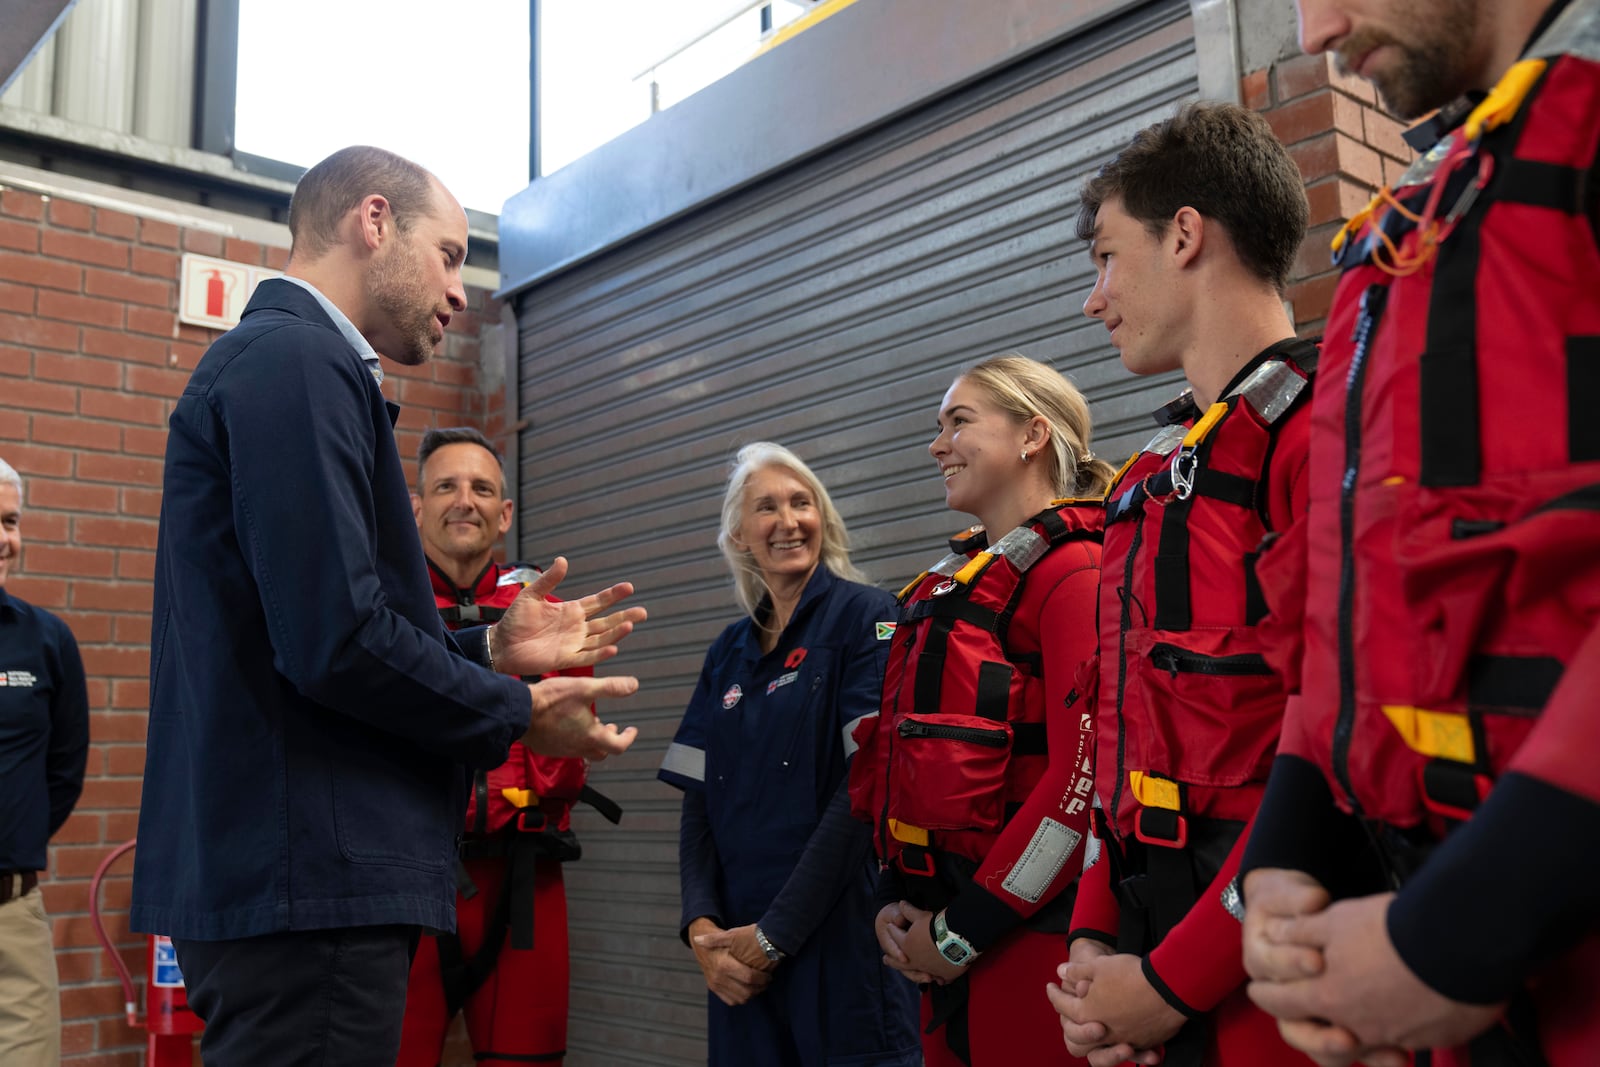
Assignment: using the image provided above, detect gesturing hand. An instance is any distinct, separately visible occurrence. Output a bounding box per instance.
[522,674,639,760]
[490,557,648,676]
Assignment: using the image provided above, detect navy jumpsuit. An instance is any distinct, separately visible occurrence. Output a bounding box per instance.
[659,566,921,1067]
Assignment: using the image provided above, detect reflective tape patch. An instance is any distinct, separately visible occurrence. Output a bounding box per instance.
[990,526,1048,572]
[1002,818,1082,904]
[1233,357,1308,425]
[1142,424,1188,458]
[660,742,706,783]
[930,552,969,578]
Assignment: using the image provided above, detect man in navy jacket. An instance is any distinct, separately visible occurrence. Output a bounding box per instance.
[132,146,643,1067]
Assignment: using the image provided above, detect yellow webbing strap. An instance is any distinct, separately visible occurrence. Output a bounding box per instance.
[500,787,537,809]
[952,551,995,585]
[1106,452,1142,495]
[888,819,929,846]
[897,570,930,601]
[1381,705,1477,763]
[1331,195,1382,255]
[1128,771,1181,812]
[1465,59,1548,142]
[1181,402,1230,450]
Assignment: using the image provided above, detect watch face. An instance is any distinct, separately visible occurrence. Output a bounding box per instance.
[938,940,971,966]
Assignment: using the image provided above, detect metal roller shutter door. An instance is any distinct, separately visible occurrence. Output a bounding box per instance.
[514,3,1198,1062]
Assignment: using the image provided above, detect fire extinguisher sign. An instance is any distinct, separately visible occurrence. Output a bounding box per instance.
[152,935,185,988]
[179,253,281,331]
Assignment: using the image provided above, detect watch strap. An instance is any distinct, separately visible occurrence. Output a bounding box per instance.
[754,925,786,962]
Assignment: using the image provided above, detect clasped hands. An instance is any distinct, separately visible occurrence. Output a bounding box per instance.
[1241,869,1503,1067]
[1047,940,1184,1066]
[487,555,648,761]
[688,918,778,1006]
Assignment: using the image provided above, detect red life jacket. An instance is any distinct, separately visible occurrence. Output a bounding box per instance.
[848,500,1103,871]
[428,560,589,839]
[1265,10,1600,835]
[1098,339,1316,847]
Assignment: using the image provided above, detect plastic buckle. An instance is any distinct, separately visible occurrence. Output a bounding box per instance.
[895,845,937,879]
[515,810,549,834]
[1419,762,1493,824]
[1134,808,1188,850]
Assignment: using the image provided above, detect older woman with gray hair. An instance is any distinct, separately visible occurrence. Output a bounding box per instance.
[658,442,920,1067]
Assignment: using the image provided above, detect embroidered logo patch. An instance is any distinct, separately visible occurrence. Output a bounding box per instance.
[722,684,743,709]
[0,670,37,688]
[875,622,897,641]
[766,671,799,695]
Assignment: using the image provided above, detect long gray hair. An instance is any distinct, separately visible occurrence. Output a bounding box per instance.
[717,442,867,620]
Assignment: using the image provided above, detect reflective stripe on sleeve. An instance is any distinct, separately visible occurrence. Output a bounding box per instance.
[660,742,707,783]
[1000,817,1083,904]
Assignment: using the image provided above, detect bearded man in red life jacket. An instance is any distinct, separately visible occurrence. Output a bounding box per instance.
[1238,1,1600,1065]
[397,427,618,1067]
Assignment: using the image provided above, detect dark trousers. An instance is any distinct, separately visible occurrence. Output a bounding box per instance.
[174,926,418,1067]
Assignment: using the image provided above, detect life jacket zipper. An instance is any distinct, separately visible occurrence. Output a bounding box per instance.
[1334,283,1390,814]
[896,719,1009,748]
[1149,644,1272,677]
[1108,517,1146,840]
[878,620,919,860]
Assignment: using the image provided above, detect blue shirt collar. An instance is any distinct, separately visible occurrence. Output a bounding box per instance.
[276,275,384,385]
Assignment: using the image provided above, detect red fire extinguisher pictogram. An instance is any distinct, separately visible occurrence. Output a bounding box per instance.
[92,840,203,1066]
[204,269,234,319]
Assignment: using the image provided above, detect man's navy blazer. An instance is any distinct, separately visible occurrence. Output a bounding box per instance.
[132,279,531,940]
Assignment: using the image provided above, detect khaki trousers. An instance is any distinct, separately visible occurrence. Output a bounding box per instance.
[0,883,61,1067]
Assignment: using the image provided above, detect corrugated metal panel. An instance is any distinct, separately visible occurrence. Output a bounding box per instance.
[53,0,137,131]
[0,32,55,112]
[134,0,197,144]
[2,0,197,148]
[517,3,1197,1063]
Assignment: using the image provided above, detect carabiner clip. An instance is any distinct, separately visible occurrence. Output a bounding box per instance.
[1171,449,1198,501]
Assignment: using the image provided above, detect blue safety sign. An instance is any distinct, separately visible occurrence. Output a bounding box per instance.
[152,935,184,988]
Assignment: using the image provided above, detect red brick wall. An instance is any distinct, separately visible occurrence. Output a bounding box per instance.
[1245,50,1417,333]
[0,184,506,1066]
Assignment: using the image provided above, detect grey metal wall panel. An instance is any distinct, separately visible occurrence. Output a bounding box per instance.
[0,32,54,112]
[4,0,198,149]
[53,0,137,131]
[134,0,197,144]
[517,4,1197,1062]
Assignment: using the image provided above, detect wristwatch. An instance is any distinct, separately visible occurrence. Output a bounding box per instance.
[931,910,978,967]
[1221,876,1245,922]
[754,926,786,963]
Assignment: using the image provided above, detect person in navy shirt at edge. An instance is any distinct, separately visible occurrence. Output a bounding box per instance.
[0,456,89,1067]
[131,146,645,1067]
[658,441,921,1067]
[852,355,1114,1067]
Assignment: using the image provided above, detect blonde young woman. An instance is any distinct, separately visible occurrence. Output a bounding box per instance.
[659,443,921,1067]
[850,355,1115,1067]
